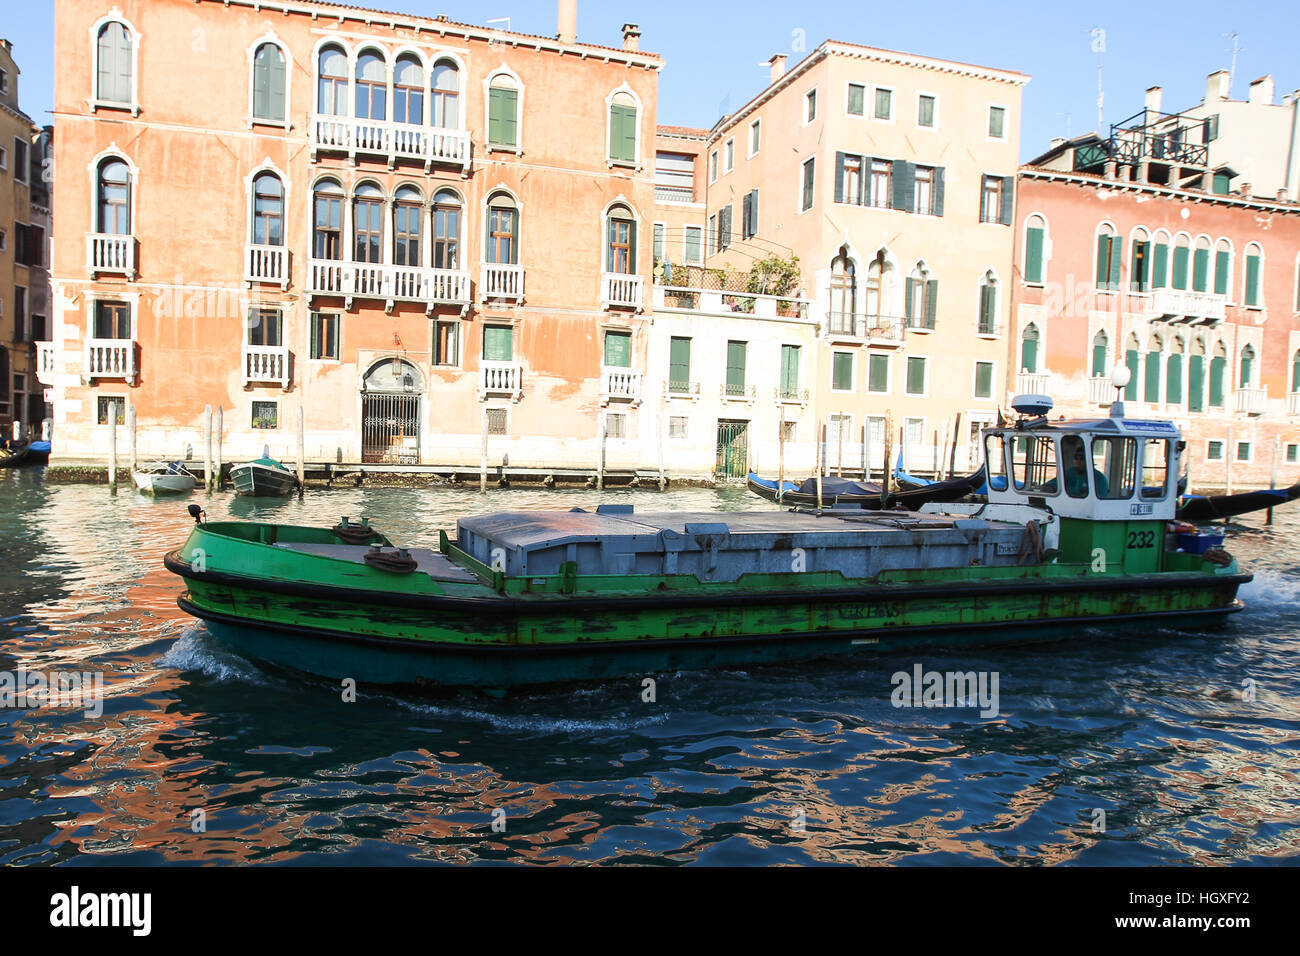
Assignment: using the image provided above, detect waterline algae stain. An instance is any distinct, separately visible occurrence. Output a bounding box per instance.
[1,470,1299,865]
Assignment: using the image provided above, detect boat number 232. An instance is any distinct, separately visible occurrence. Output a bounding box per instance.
[1126,529,1156,549]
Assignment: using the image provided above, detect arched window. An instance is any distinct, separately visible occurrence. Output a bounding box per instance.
[252,42,286,123]
[1166,336,1184,405]
[1019,323,1039,374]
[1192,236,1212,292]
[486,192,519,264]
[317,45,348,116]
[393,54,423,125]
[251,172,283,246]
[907,262,935,330]
[1130,227,1151,292]
[1172,234,1191,290]
[1144,333,1163,403]
[609,90,638,164]
[1124,333,1141,402]
[431,60,460,128]
[97,158,131,234]
[353,182,384,263]
[829,249,856,327]
[488,74,520,149]
[1095,223,1120,291]
[1091,330,1109,378]
[1244,243,1263,307]
[1292,350,1300,394]
[605,203,636,275]
[865,250,890,320]
[1209,342,1227,408]
[978,271,998,335]
[1024,214,1047,284]
[1189,338,1206,413]
[1150,230,1171,290]
[96,21,133,105]
[1214,239,1233,296]
[393,185,422,267]
[312,179,344,260]
[1239,344,1256,387]
[355,51,387,121]
[432,189,462,269]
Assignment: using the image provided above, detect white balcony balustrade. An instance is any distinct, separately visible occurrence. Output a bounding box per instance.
[36,342,57,386]
[480,361,522,402]
[600,367,642,405]
[1234,386,1266,416]
[1016,372,1050,395]
[311,115,471,170]
[826,313,905,347]
[1290,391,1300,416]
[601,273,644,311]
[1151,289,1227,321]
[308,259,470,311]
[86,233,136,279]
[1089,376,1118,405]
[481,263,525,302]
[245,244,289,289]
[242,345,290,388]
[85,338,136,384]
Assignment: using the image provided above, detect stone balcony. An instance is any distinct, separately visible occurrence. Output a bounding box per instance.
[310,115,471,171]
[86,233,136,279]
[601,273,644,311]
[85,338,136,385]
[1088,375,1117,406]
[1235,386,1266,416]
[245,243,290,289]
[479,360,522,402]
[242,344,290,388]
[1016,372,1050,395]
[826,313,905,347]
[1150,288,1227,322]
[308,259,470,312]
[600,367,642,405]
[481,263,525,303]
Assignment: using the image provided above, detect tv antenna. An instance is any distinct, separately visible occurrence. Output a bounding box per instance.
[1089,28,1106,130]
[1223,33,1244,98]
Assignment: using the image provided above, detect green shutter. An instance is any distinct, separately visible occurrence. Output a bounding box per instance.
[904,278,916,320]
[1292,353,1300,392]
[906,356,926,394]
[726,341,746,390]
[1151,243,1169,289]
[1240,351,1253,385]
[1167,354,1182,405]
[1125,349,1140,401]
[1108,236,1123,291]
[834,152,846,203]
[999,176,1014,225]
[925,280,938,328]
[1193,248,1209,292]
[484,325,513,361]
[489,88,518,147]
[1209,356,1226,407]
[832,352,852,390]
[669,336,691,387]
[781,345,800,393]
[1144,351,1161,403]
[610,104,636,163]
[975,362,992,398]
[1245,254,1260,306]
[1215,249,1230,295]
[310,312,320,359]
[1096,234,1110,287]
[1025,227,1044,283]
[1189,355,1204,412]
[980,284,995,333]
[1092,342,1107,377]
[1172,246,1189,290]
[604,331,630,367]
[868,354,888,392]
[1020,335,1037,374]
[1130,241,1150,291]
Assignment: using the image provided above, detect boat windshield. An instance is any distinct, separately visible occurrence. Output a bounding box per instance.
[1091,436,1137,499]
[1010,434,1060,496]
[985,433,1008,491]
[1140,439,1171,499]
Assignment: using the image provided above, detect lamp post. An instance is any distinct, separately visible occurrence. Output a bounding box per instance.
[1110,363,1132,417]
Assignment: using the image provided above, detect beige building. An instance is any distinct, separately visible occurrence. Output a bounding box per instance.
[695,41,1029,478]
[1,38,46,438]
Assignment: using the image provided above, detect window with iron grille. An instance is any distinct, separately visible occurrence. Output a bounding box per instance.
[780,421,797,442]
[486,407,508,435]
[605,413,627,439]
[97,395,125,425]
[669,416,688,439]
[252,401,278,429]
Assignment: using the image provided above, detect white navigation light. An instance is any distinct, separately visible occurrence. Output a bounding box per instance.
[1111,363,1132,390]
[1011,394,1053,417]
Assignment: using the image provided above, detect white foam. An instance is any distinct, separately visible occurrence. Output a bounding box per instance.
[1238,571,1300,609]
[156,626,276,686]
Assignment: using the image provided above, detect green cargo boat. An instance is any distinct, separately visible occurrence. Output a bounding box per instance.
[164,399,1250,688]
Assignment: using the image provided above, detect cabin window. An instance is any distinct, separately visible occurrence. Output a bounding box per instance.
[1010,434,1060,496]
[984,434,1009,491]
[1057,435,1092,498]
[1140,439,1170,500]
[1091,436,1137,499]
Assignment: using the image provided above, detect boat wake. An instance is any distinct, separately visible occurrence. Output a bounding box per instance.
[157,625,279,686]
[1238,570,1300,612]
[390,695,672,735]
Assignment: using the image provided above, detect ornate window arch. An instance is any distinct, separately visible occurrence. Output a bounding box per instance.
[316,42,350,117]
[91,11,140,115]
[485,67,524,152]
[311,177,345,261]
[393,53,424,125]
[248,35,291,127]
[606,85,643,168]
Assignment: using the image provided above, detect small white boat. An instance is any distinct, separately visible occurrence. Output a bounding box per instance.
[133,461,199,494]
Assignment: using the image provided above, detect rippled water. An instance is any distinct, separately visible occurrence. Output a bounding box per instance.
[1,467,1298,865]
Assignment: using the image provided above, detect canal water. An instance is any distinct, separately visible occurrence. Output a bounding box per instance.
[1,467,1298,865]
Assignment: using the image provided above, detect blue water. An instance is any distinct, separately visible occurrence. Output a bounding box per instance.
[1,468,1298,865]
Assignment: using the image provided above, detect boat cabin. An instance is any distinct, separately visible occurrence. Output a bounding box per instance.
[981,396,1182,572]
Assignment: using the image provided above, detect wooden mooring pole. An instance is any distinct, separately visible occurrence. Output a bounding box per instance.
[1268,434,1280,524]
[479,410,488,494]
[597,414,607,491]
[202,405,212,493]
[214,406,224,490]
[127,404,137,475]
[296,406,305,496]
[107,411,118,488]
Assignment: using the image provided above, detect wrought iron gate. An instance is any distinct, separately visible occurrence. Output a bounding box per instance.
[362,393,421,464]
[715,420,749,480]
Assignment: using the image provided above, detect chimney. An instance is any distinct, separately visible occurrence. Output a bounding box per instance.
[1145,86,1163,115]
[1239,181,1252,197]
[557,0,577,45]
[1206,70,1230,102]
[1050,137,1066,149]
[621,23,640,52]
[767,54,786,84]
[1249,74,1274,105]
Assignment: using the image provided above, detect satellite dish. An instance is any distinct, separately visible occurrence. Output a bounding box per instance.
[1011,394,1053,417]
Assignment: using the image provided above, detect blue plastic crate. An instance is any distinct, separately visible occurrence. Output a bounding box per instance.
[1175,531,1224,555]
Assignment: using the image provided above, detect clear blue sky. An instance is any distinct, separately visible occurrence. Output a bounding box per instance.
[5,0,1298,159]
